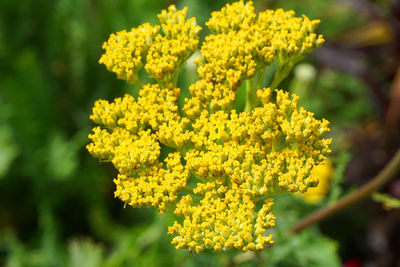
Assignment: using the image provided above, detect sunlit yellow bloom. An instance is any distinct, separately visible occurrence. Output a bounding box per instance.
[184,1,324,117]
[88,1,328,253]
[99,23,159,83]
[206,0,256,33]
[146,6,201,84]
[169,184,275,253]
[299,159,335,203]
[99,5,200,85]
[114,152,189,213]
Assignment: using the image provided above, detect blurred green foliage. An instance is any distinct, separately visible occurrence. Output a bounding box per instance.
[372,193,400,210]
[0,0,379,266]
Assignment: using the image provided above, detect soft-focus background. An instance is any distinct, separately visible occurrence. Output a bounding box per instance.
[1,0,400,266]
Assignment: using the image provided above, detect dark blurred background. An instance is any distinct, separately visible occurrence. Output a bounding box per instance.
[0,0,400,266]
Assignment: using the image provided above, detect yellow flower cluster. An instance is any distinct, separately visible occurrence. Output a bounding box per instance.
[186,88,331,194]
[88,1,329,253]
[114,152,188,212]
[146,6,201,84]
[99,23,159,84]
[184,1,324,117]
[87,83,189,213]
[206,0,256,33]
[299,159,335,203]
[99,5,200,86]
[169,183,275,253]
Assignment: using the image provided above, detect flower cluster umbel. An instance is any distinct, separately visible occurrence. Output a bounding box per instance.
[87,1,331,253]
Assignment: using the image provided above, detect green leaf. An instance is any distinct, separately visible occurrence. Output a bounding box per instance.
[0,125,19,178]
[372,193,400,209]
[67,239,104,267]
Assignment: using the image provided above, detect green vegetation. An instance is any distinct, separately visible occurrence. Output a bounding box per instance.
[0,0,397,266]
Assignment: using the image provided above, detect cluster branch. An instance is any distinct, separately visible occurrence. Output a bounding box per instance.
[291,148,400,233]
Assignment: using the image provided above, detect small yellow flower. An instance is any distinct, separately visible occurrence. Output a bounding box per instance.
[299,159,335,203]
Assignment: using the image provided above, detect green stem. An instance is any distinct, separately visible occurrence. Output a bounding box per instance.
[134,77,143,89]
[171,66,182,88]
[181,186,193,194]
[270,61,295,89]
[291,148,400,233]
[244,79,257,112]
[256,67,266,90]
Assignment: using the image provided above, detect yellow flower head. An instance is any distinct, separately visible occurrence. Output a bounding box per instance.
[88,1,329,253]
[169,184,275,253]
[99,23,159,83]
[206,0,256,33]
[299,159,335,203]
[99,5,201,86]
[184,1,324,117]
[146,6,201,84]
